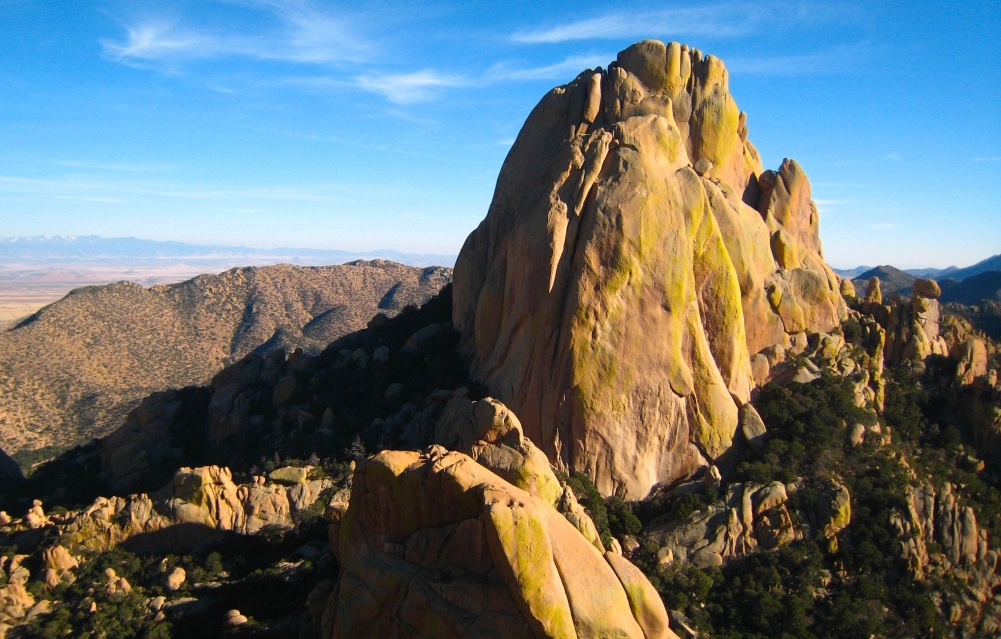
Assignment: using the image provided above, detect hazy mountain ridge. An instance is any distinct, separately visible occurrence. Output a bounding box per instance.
[834,255,1001,283]
[848,254,1001,304]
[0,260,451,458]
[0,235,457,268]
[940,271,1001,304]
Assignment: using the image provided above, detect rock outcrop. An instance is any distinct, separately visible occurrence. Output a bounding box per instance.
[641,480,801,568]
[322,448,674,639]
[433,395,563,506]
[2,465,332,555]
[884,278,949,367]
[892,483,1001,636]
[453,40,846,498]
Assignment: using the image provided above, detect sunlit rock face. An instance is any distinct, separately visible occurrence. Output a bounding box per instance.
[322,448,675,639]
[454,40,845,499]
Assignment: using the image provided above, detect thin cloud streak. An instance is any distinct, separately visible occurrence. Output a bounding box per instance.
[100,2,370,68]
[511,5,759,43]
[355,70,467,104]
[492,54,611,81]
[53,160,176,174]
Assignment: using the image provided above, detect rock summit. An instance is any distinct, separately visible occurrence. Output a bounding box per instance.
[454,40,846,498]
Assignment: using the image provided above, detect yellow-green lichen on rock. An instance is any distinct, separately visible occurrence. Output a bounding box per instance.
[323,449,675,639]
[453,39,847,499]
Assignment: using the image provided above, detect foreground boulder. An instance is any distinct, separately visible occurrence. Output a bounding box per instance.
[454,40,845,498]
[323,448,674,639]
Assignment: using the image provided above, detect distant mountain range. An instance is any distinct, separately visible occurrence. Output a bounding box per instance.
[837,253,1001,302]
[0,235,457,268]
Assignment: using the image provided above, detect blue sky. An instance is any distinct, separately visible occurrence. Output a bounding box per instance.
[0,1,998,268]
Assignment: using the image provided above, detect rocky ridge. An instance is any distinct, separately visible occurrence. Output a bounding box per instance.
[0,260,450,458]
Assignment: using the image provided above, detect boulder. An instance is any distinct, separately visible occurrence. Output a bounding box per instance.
[912,278,941,299]
[322,448,675,639]
[225,609,249,627]
[739,404,767,455]
[268,466,309,485]
[165,567,186,592]
[839,277,856,301]
[865,277,882,303]
[434,396,562,506]
[453,40,846,498]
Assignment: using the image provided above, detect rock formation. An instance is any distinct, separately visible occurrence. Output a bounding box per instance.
[641,480,802,569]
[433,394,563,506]
[1,464,332,555]
[884,278,949,367]
[322,448,674,639]
[892,483,1001,635]
[453,40,846,498]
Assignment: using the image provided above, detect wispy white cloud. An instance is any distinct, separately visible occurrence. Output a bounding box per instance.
[973,156,1001,162]
[867,222,895,230]
[100,1,369,69]
[508,4,772,43]
[491,54,611,81]
[511,6,758,43]
[50,195,125,204]
[511,1,865,45]
[812,198,841,208]
[884,152,901,162]
[355,70,466,104]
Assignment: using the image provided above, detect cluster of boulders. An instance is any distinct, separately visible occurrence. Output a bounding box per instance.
[0,463,335,632]
[637,477,850,571]
[1,553,49,635]
[892,483,1001,635]
[942,316,1001,458]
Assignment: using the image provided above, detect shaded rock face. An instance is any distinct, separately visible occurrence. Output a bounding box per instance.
[0,446,22,481]
[323,448,674,639]
[453,40,845,498]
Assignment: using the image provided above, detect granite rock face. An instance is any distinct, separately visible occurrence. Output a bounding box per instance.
[322,448,675,639]
[453,40,845,498]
